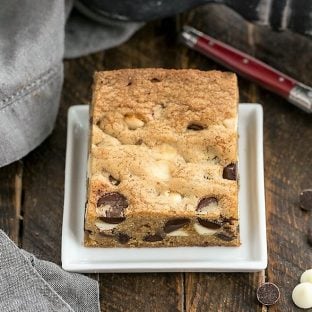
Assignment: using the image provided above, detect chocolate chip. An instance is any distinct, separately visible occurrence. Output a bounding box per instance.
[187,123,205,131]
[197,218,222,230]
[196,197,218,212]
[223,163,237,180]
[99,217,125,224]
[150,78,161,83]
[117,233,130,244]
[300,189,312,211]
[143,234,163,242]
[216,232,235,241]
[257,282,280,306]
[97,192,128,218]
[109,175,120,186]
[164,218,190,233]
[135,139,143,145]
[307,227,312,246]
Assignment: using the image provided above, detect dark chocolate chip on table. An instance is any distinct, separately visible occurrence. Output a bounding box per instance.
[97,192,128,218]
[164,218,190,233]
[143,234,163,242]
[257,282,280,306]
[196,196,218,212]
[299,189,312,211]
[197,218,222,230]
[223,163,237,180]
[187,123,205,131]
[109,175,120,186]
[99,217,125,224]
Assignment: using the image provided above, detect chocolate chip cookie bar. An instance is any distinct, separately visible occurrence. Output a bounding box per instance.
[84,68,239,247]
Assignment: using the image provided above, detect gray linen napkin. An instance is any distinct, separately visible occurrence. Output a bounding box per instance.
[0,230,100,312]
[0,0,142,168]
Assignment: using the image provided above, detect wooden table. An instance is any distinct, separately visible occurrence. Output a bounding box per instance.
[1,5,311,312]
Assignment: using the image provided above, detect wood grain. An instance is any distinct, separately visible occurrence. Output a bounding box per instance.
[0,162,23,244]
[263,89,312,312]
[100,273,183,312]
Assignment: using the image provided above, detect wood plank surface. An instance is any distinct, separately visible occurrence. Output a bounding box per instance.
[0,3,311,312]
[0,162,23,244]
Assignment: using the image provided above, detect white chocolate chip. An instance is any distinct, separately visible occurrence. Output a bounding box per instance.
[196,200,219,215]
[223,118,237,129]
[154,144,177,160]
[167,229,189,237]
[95,220,118,231]
[96,205,111,217]
[152,104,164,119]
[161,191,182,204]
[149,160,170,181]
[300,269,312,284]
[124,114,144,130]
[292,283,312,309]
[194,222,218,235]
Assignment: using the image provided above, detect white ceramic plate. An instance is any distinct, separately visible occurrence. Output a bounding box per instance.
[62,104,266,272]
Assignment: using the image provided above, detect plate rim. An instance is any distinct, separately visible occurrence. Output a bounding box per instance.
[61,103,267,272]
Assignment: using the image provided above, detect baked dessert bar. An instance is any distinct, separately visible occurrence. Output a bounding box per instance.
[84,68,239,247]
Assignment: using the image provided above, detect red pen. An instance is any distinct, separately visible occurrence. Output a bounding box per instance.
[180,26,312,113]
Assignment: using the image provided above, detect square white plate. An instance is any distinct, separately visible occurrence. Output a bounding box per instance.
[62,104,267,272]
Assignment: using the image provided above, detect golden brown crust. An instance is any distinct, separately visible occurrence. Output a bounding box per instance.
[85,68,239,247]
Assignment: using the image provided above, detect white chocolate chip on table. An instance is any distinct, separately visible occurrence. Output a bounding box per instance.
[292,283,312,309]
[300,269,312,284]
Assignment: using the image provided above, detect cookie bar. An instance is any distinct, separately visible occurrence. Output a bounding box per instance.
[84,68,239,247]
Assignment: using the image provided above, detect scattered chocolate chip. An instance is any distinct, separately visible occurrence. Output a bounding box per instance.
[216,232,235,241]
[300,189,312,211]
[117,233,130,244]
[164,218,190,233]
[196,197,218,212]
[197,218,222,230]
[150,78,161,83]
[97,192,128,218]
[99,217,125,224]
[187,123,205,131]
[109,175,120,186]
[257,282,280,306]
[135,139,143,145]
[143,234,163,242]
[223,163,237,180]
[307,227,312,246]
[126,81,132,86]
